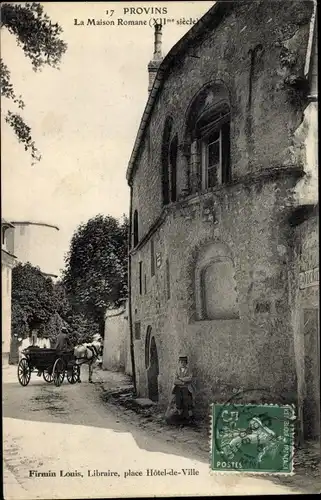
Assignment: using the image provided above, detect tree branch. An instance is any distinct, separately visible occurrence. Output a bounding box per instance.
[0,2,67,162]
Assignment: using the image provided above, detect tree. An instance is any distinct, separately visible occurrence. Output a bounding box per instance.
[11,262,57,336]
[62,214,129,336]
[1,2,67,162]
[11,302,29,339]
[67,313,100,347]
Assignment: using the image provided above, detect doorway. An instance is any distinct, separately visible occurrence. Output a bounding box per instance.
[146,329,159,402]
[303,308,320,440]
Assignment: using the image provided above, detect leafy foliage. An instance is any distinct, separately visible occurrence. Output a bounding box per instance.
[67,313,99,347]
[12,262,57,332]
[1,2,67,70]
[5,111,40,160]
[45,311,68,347]
[11,302,29,339]
[11,263,68,345]
[63,215,129,334]
[0,2,67,162]
[0,59,24,107]
[11,263,101,347]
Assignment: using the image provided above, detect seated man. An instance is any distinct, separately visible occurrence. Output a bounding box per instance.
[55,326,70,351]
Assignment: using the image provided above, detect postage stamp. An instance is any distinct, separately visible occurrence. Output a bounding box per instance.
[211,403,295,474]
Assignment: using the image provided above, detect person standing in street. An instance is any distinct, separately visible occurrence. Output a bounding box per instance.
[165,355,196,425]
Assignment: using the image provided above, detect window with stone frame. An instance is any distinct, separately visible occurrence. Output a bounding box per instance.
[166,258,171,300]
[133,209,139,247]
[169,134,178,202]
[150,238,155,276]
[161,117,173,205]
[134,321,141,340]
[162,117,179,205]
[185,82,231,194]
[139,261,143,295]
[2,226,6,245]
[200,119,230,190]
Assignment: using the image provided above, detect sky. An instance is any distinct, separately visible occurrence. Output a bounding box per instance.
[1,2,214,276]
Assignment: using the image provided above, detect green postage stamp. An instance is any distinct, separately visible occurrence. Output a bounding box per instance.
[211,403,295,474]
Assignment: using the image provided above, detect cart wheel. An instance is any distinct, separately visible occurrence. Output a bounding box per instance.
[17,358,31,386]
[43,369,53,383]
[67,364,80,384]
[53,358,65,387]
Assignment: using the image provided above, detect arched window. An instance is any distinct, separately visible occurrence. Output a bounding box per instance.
[185,82,231,193]
[133,210,139,247]
[195,242,239,321]
[169,134,178,203]
[161,117,173,206]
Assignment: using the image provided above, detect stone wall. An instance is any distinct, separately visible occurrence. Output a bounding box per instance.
[129,1,315,414]
[131,0,313,237]
[132,177,298,412]
[1,255,13,355]
[103,304,132,375]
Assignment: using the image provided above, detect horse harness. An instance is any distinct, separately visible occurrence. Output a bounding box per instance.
[78,343,100,361]
[87,344,100,359]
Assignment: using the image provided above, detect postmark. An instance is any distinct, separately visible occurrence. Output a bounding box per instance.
[210,401,295,475]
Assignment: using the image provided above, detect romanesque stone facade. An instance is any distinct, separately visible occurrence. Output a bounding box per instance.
[127,0,318,428]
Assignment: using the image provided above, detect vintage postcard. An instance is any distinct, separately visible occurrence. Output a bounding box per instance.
[1,1,320,498]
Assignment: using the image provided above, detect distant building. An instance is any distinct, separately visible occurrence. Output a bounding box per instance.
[1,219,17,355]
[10,221,60,279]
[2,218,60,359]
[127,0,319,443]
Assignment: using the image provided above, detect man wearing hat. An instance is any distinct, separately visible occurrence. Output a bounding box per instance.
[55,326,70,351]
[171,355,196,422]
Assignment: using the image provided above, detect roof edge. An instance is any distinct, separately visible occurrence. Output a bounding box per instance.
[126,1,232,184]
[11,221,59,231]
[41,271,59,279]
[1,219,15,228]
[1,248,17,259]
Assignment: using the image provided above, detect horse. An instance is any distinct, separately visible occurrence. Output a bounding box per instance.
[73,335,103,383]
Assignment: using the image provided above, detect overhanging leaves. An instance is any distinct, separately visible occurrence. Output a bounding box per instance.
[0,2,67,162]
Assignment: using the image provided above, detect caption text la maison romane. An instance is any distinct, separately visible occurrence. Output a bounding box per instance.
[29,468,200,479]
[74,18,198,27]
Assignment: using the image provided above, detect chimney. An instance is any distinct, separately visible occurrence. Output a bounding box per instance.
[148,23,163,94]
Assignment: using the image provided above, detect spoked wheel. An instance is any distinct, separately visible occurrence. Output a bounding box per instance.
[67,364,80,384]
[53,358,65,387]
[43,369,53,383]
[17,358,31,386]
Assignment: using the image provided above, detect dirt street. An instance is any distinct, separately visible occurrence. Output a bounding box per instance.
[2,363,316,498]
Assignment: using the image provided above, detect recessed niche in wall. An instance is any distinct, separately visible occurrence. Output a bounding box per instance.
[195,242,240,320]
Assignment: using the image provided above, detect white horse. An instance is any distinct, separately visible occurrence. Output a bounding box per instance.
[73,334,103,383]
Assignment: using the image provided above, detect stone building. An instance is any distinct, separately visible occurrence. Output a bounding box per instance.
[1,219,17,355]
[126,0,319,439]
[2,219,60,361]
[11,220,60,279]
